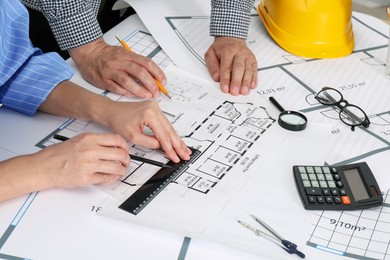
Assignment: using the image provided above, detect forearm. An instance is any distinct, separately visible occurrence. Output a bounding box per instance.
[38,80,112,125]
[0,155,53,203]
[0,132,131,202]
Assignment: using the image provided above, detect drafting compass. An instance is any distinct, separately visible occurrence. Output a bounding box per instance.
[238,214,305,258]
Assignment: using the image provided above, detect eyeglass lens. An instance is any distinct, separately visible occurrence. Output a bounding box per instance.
[339,105,367,126]
[316,88,369,128]
[316,88,342,105]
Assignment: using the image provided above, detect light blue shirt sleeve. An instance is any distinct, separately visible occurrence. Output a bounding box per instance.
[0,0,74,116]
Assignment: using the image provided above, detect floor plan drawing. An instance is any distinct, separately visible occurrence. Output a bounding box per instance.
[38,68,278,214]
[307,189,390,260]
[163,11,390,168]
[1,5,390,258]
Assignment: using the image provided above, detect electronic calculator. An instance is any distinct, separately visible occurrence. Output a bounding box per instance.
[293,162,383,210]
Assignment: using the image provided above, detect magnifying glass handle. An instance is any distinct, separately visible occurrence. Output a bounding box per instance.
[269,96,285,112]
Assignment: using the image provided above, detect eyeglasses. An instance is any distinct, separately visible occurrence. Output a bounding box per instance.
[315,87,370,131]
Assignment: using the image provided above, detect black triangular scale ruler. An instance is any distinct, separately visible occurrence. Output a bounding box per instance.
[119,147,201,215]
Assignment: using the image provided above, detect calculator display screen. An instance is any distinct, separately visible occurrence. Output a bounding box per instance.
[344,168,369,201]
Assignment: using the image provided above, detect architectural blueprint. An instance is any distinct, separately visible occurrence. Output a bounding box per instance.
[39,62,283,232]
[112,0,390,258]
[123,0,390,167]
[1,1,390,258]
[307,189,390,259]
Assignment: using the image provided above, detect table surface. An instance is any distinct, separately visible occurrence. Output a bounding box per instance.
[353,1,390,24]
[0,6,389,260]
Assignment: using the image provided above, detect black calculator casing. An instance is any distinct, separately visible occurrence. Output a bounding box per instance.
[293,162,383,210]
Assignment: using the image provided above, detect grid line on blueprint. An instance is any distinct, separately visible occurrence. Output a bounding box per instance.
[307,189,390,260]
[123,31,173,69]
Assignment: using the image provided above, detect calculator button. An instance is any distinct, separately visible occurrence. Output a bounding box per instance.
[300,173,309,180]
[328,181,336,188]
[334,196,342,204]
[341,196,351,205]
[305,187,322,195]
[325,174,333,181]
[308,196,316,203]
[295,162,382,210]
[325,196,333,204]
[316,196,325,204]
[319,181,328,188]
[306,167,314,174]
[311,181,319,187]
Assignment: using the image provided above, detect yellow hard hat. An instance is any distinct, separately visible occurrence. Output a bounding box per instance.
[257,0,354,58]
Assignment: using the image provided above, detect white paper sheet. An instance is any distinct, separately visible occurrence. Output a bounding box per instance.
[1,6,390,259]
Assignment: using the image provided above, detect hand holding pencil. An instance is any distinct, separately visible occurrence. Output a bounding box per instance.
[115,35,171,99]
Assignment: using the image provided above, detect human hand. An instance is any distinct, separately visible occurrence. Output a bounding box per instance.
[100,100,192,163]
[38,80,191,164]
[204,37,258,96]
[69,38,166,99]
[37,133,130,188]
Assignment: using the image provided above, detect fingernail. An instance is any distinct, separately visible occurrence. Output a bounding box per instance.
[241,86,249,95]
[222,85,229,93]
[231,86,239,95]
[251,81,257,88]
[145,92,152,99]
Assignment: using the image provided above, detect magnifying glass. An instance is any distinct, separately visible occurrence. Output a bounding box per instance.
[269,96,307,131]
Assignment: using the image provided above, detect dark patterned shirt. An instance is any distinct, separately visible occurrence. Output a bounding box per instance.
[22,0,255,50]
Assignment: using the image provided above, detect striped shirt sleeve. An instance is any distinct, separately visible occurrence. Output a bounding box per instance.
[0,0,74,116]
